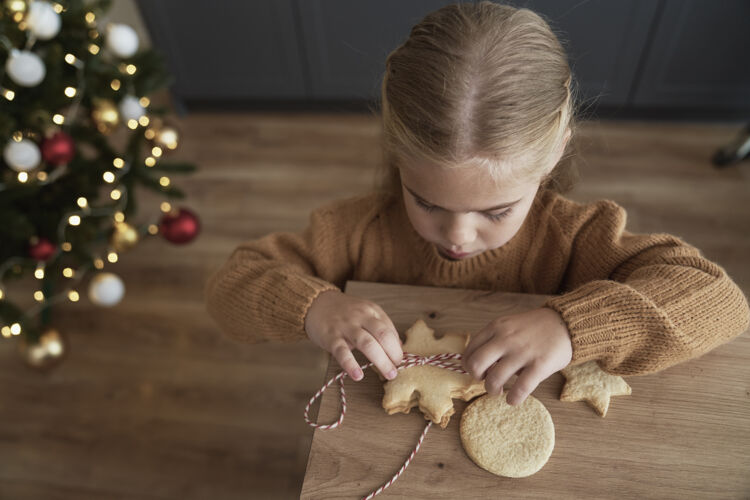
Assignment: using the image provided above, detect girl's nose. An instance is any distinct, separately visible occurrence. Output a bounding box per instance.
[443,213,476,248]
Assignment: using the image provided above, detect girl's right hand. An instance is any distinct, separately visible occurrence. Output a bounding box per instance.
[304,290,403,381]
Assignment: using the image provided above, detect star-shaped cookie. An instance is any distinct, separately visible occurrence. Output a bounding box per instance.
[559,360,632,417]
[382,319,485,428]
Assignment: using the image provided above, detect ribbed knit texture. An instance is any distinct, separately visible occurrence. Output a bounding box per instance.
[205,189,749,375]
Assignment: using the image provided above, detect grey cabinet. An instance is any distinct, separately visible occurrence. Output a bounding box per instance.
[137,0,750,118]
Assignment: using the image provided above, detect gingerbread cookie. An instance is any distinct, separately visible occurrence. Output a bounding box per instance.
[460,394,555,478]
[381,319,485,428]
[559,360,632,417]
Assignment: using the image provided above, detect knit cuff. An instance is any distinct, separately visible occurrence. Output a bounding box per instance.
[544,280,655,367]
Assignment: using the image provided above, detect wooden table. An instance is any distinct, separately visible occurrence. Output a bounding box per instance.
[300,281,750,499]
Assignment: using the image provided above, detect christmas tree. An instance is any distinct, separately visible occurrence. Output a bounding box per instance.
[0,0,199,368]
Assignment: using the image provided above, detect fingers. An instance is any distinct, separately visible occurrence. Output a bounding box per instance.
[353,328,399,380]
[506,362,547,406]
[463,337,505,381]
[361,315,403,368]
[484,358,525,396]
[331,341,364,381]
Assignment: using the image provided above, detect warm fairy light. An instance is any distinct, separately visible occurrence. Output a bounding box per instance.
[0,289,4,300]
[89,29,99,39]
[110,189,121,200]
[64,87,77,98]
[148,224,159,235]
[12,131,22,142]
[77,197,88,208]
[68,215,81,226]
[34,266,45,279]
[138,116,150,127]
[18,172,28,183]
[68,290,80,302]
[110,79,121,91]
[160,202,172,213]
[88,44,100,55]
[127,119,138,129]
[85,12,96,23]
[144,157,156,167]
[8,0,26,12]
[113,157,125,168]
[114,211,125,222]
[3,89,15,101]
[10,323,21,335]
[34,291,45,302]
[53,3,64,13]
[53,113,65,124]
[94,258,104,269]
[37,171,48,181]
[151,146,163,157]
[103,171,116,183]
[63,267,74,278]
[107,252,118,263]
[144,128,156,140]
[159,129,179,149]
[65,53,77,65]
[126,64,137,75]
[159,176,170,187]
[13,12,23,22]
[1,326,10,338]
[139,97,150,107]
[62,242,72,251]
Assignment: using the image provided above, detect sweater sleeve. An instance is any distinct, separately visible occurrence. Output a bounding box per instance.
[204,196,372,344]
[544,200,750,375]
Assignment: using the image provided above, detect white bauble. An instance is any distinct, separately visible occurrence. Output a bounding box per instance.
[88,272,125,307]
[3,138,41,172]
[119,95,145,121]
[26,1,61,40]
[5,49,46,87]
[106,23,139,58]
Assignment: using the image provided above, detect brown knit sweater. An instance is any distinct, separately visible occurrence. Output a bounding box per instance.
[205,188,749,375]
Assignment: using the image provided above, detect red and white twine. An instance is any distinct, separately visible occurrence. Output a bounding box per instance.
[304,352,466,499]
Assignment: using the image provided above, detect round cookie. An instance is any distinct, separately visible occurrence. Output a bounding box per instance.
[460,394,554,478]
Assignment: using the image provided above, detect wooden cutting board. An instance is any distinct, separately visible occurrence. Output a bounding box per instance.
[300,281,750,499]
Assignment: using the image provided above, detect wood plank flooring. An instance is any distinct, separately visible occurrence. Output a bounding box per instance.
[0,113,748,499]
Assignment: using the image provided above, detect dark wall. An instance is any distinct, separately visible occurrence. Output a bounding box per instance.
[137,0,750,120]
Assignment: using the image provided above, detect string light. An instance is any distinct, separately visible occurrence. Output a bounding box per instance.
[1,326,10,338]
[94,258,104,269]
[151,147,162,157]
[68,290,80,302]
[125,64,136,75]
[159,176,170,187]
[0,288,4,300]
[37,172,48,181]
[53,114,65,124]
[53,3,64,14]
[18,172,28,183]
[110,189,121,200]
[34,264,45,279]
[10,323,21,335]
[113,158,125,168]
[148,224,159,235]
[114,211,125,222]
[68,215,81,226]
[107,252,118,263]
[110,79,121,91]
[127,119,138,129]
[3,89,15,101]
[77,197,88,208]
[34,291,45,302]
[138,116,149,127]
[65,54,77,65]
[88,44,100,55]
[85,12,96,23]
[103,171,115,183]
[139,97,150,107]
[61,242,72,252]
[160,202,172,213]
[62,267,74,278]
[64,87,77,98]
[144,157,156,167]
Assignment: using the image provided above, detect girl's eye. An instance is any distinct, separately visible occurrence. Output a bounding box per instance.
[415,198,437,213]
[484,209,512,222]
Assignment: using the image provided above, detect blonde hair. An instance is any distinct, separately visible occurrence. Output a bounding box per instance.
[377,1,579,195]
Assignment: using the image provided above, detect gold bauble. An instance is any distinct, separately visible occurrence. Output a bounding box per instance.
[110,221,139,252]
[5,0,27,14]
[18,328,65,370]
[91,98,120,134]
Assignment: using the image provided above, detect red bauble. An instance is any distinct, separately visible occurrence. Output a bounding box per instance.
[41,131,76,166]
[159,207,200,244]
[28,237,57,261]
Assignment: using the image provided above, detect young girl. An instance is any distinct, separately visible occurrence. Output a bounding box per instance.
[205,2,749,407]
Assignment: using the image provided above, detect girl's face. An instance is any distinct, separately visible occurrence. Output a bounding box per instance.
[400,163,541,260]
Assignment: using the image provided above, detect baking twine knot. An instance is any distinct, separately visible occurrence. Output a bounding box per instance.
[304,352,466,499]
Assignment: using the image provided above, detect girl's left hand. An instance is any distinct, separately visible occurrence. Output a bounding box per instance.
[462,307,573,406]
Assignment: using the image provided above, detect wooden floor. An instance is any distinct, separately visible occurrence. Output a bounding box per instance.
[0,114,748,499]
